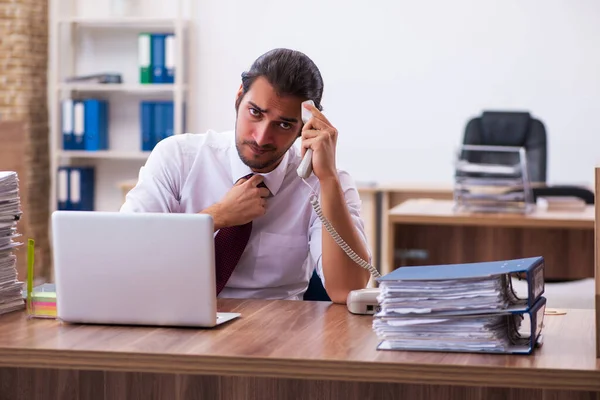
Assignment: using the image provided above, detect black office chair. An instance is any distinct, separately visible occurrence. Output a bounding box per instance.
[462,111,548,183]
[303,270,331,301]
[531,186,594,204]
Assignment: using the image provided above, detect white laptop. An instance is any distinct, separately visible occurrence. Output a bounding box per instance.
[51,211,240,327]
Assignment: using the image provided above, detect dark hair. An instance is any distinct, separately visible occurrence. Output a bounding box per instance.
[235,48,324,112]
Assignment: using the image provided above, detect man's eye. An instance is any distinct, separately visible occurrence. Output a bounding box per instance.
[249,108,260,117]
[279,122,291,130]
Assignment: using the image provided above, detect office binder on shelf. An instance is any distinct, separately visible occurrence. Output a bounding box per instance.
[69,167,95,211]
[61,99,74,150]
[140,101,154,151]
[153,101,174,145]
[375,296,546,355]
[56,167,95,211]
[160,101,174,142]
[165,34,175,84]
[57,167,69,210]
[377,256,545,313]
[153,101,165,145]
[83,99,109,151]
[73,101,85,150]
[138,33,152,84]
[151,33,167,83]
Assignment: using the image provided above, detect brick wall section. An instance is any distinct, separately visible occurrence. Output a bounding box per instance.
[0,0,51,280]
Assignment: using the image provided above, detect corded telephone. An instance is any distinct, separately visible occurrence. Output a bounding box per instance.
[297,100,381,315]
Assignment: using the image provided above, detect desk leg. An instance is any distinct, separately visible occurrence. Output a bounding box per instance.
[1,368,599,400]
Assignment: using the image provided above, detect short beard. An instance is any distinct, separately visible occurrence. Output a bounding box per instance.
[235,140,283,171]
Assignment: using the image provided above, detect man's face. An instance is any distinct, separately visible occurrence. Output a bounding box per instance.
[235,76,304,173]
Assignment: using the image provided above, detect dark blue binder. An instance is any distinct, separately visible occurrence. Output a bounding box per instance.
[61,99,74,150]
[376,296,547,355]
[151,34,167,83]
[83,99,109,151]
[162,101,174,140]
[378,256,545,311]
[140,101,154,151]
[73,100,86,150]
[57,166,70,210]
[165,34,175,84]
[153,101,165,146]
[68,166,95,211]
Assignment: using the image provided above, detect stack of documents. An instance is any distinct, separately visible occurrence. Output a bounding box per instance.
[374,257,546,354]
[0,171,25,315]
[453,157,533,214]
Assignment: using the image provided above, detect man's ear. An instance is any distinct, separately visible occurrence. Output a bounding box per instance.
[235,84,243,106]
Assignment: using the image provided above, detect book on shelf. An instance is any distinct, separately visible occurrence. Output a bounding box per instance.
[373,256,546,354]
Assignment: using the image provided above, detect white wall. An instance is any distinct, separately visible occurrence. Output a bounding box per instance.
[190,0,600,185]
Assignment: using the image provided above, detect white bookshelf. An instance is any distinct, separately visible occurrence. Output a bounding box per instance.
[59,83,185,93]
[48,0,192,213]
[57,150,151,160]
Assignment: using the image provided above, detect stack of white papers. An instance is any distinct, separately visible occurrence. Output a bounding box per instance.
[374,276,529,352]
[376,275,525,316]
[0,171,25,315]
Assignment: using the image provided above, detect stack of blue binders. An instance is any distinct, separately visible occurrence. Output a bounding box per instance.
[373,256,547,354]
[61,99,109,151]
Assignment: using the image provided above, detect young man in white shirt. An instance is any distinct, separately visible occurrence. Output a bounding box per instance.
[121,48,371,303]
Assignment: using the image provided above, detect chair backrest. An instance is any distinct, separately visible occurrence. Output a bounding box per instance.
[463,111,548,183]
[532,186,594,204]
[303,270,331,301]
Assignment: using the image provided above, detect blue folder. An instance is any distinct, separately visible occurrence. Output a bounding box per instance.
[83,99,109,151]
[140,101,154,151]
[151,34,167,83]
[378,256,545,310]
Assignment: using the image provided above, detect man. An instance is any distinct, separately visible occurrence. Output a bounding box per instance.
[121,48,371,303]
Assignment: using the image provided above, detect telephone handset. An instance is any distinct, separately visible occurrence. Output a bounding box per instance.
[297,100,381,315]
[296,100,315,179]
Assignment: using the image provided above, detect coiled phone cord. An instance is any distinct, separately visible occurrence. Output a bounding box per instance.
[302,179,381,279]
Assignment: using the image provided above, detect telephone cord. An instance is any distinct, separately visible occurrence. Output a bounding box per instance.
[302,179,381,279]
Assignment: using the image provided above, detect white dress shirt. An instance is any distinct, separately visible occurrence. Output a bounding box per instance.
[120,130,371,300]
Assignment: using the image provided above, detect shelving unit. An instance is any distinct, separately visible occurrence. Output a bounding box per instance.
[59,83,185,93]
[48,0,191,212]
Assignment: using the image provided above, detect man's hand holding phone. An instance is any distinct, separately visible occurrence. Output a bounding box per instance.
[201,174,270,230]
[300,102,339,182]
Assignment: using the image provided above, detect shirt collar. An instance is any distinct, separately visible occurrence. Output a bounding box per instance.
[228,134,290,196]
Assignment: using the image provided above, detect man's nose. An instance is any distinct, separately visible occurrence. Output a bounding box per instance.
[253,123,273,146]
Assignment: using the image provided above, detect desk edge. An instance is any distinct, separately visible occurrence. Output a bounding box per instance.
[0,348,598,391]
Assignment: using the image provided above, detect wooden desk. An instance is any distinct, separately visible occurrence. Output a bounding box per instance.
[0,299,599,400]
[386,199,595,280]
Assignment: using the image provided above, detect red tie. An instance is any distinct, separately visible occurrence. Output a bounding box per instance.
[214,174,268,295]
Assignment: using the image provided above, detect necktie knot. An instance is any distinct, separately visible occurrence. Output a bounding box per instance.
[238,173,270,194]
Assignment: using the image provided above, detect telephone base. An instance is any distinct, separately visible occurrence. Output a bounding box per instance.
[346,288,380,315]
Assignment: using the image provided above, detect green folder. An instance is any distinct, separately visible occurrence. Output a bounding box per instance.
[139,33,152,84]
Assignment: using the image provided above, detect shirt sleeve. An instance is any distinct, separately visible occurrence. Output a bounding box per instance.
[307,170,373,287]
[120,136,185,213]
